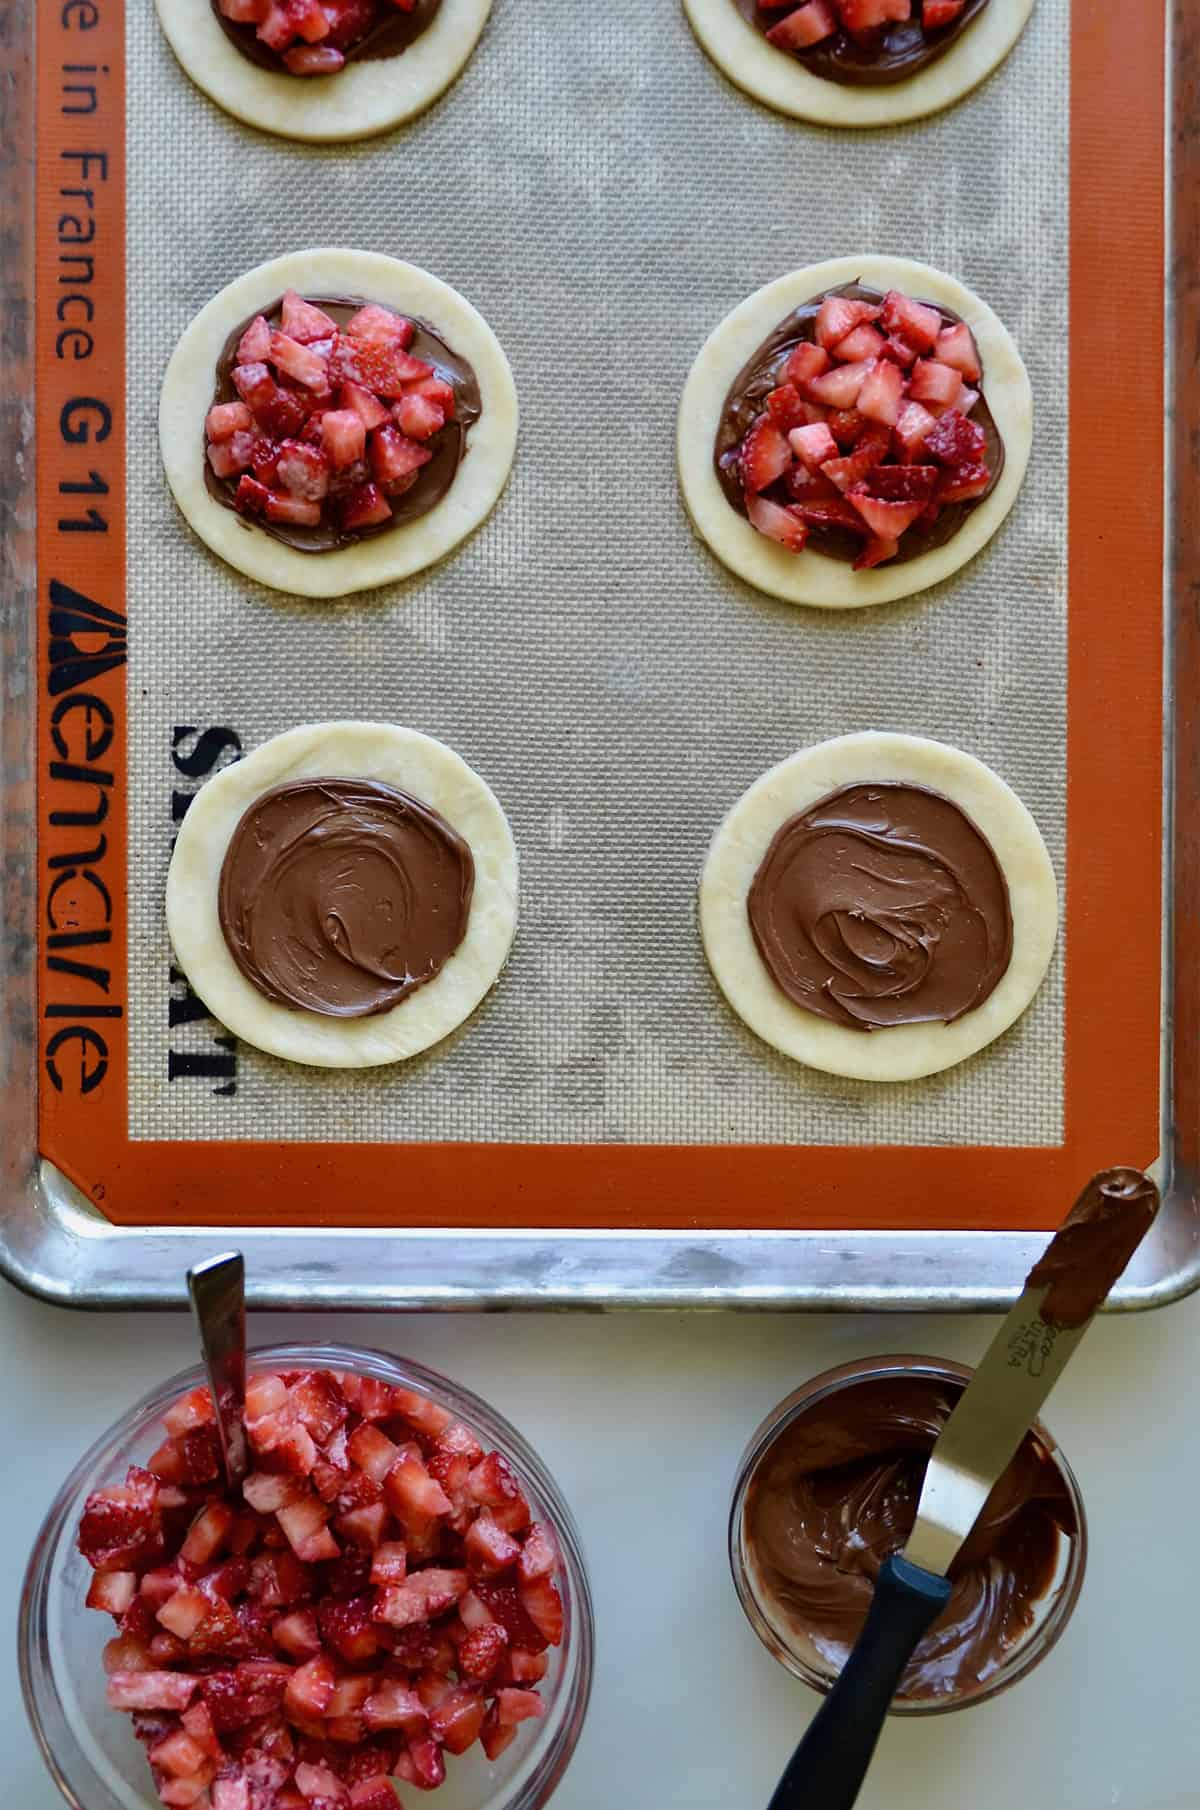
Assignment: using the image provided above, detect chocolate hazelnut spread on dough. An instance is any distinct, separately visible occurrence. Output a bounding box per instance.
[1026,1168,1160,1330]
[205,295,481,553]
[743,1372,1076,1700]
[713,282,1003,565]
[747,781,1012,1031]
[218,778,474,1017]
[734,0,989,86]
[212,0,442,74]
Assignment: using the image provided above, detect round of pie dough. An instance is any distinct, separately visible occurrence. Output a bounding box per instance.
[160,249,518,599]
[154,0,494,141]
[682,0,1035,128]
[699,732,1057,1082]
[166,722,519,1068]
[678,255,1032,610]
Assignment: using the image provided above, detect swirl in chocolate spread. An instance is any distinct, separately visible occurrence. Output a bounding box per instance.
[743,1373,1077,1700]
[747,782,1012,1031]
[205,295,481,553]
[1026,1168,1160,1330]
[218,778,474,1018]
[734,0,990,87]
[713,282,1003,565]
[211,0,442,74]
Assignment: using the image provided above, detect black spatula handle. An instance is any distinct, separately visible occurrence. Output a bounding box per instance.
[767,1553,953,1810]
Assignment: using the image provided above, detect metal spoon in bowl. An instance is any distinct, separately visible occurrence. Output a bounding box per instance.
[187,1251,249,1489]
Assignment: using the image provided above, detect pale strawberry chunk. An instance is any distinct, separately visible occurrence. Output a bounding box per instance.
[269,331,329,391]
[504,1646,549,1685]
[368,425,432,491]
[337,380,391,431]
[935,320,981,380]
[181,1500,237,1568]
[86,1570,138,1615]
[405,373,456,419]
[205,401,253,442]
[363,1680,428,1734]
[893,399,938,460]
[257,3,295,49]
[746,494,808,551]
[848,486,926,539]
[856,359,904,426]
[158,1776,215,1807]
[373,1568,469,1628]
[815,296,881,351]
[284,44,345,71]
[384,1447,452,1524]
[807,359,875,409]
[464,1513,522,1577]
[103,1633,154,1674]
[164,1388,216,1437]
[295,1761,346,1800]
[765,0,838,48]
[281,292,338,343]
[392,393,445,440]
[835,322,887,364]
[284,1653,337,1721]
[207,433,255,479]
[346,304,415,347]
[273,1606,322,1660]
[909,358,964,408]
[245,1373,288,1421]
[276,440,331,502]
[336,1502,388,1549]
[236,316,272,364]
[782,341,830,389]
[157,1587,212,1640]
[150,1730,209,1779]
[739,415,792,493]
[495,1687,546,1727]
[320,409,366,469]
[788,421,839,470]
[264,491,322,529]
[107,1670,198,1713]
[243,1472,308,1515]
[276,1493,339,1562]
[212,1784,251,1810]
[519,1575,564,1646]
[517,1522,559,1584]
[345,1424,399,1485]
[369,1541,408,1586]
[880,288,941,352]
[429,1687,486,1756]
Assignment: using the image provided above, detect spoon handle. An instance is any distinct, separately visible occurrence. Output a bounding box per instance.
[187,1251,248,1489]
[767,1554,952,1810]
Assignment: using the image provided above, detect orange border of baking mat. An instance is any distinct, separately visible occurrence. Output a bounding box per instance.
[35,0,1164,1232]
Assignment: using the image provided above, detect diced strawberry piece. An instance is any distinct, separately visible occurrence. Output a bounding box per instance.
[78,1473,161,1572]
[880,288,941,353]
[345,1425,399,1486]
[922,407,987,467]
[739,415,792,494]
[338,483,392,531]
[336,382,391,433]
[372,1568,468,1628]
[765,0,838,48]
[334,337,431,398]
[368,426,432,493]
[344,304,414,347]
[464,1514,521,1577]
[203,428,258,477]
[429,1687,485,1756]
[935,319,981,379]
[269,332,329,391]
[404,374,456,420]
[502,1646,548,1686]
[281,292,338,344]
[182,1500,237,1568]
[284,44,346,71]
[815,296,882,352]
[347,1781,398,1810]
[150,1729,209,1779]
[880,334,920,367]
[746,494,809,551]
[406,1737,445,1791]
[403,1516,443,1560]
[782,341,830,388]
[834,323,886,364]
[392,393,445,441]
[276,440,331,503]
[257,2,296,47]
[87,1569,138,1615]
[285,1654,337,1722]
[763,383,809,433]
[336,1503,389,1551]
[517,1523,558,1584]
[206,401,253,442]
[518,1575,563,1648]
[863,463,939,505]
[848,485,926,539]
[103,1632,154,1674]
[212,1783,252,1810]
[471,1582,549,1654]
[236,317,273,364]
[319,1596,380,1666]
[158,1584,216,1640]
[319,409,367,470]
[787,421,839,470]
[158,1774,216,1807]
[295,1760,347,1800]
[807,360,875,409]
[277,1494,339,1562]
[825,408,863,448]
[790,497,870,535]
[893,399,938,460]
[148,1630,187,1665]
[909,358,964,407]
[246,1375,289,1422]
[495,1687,545,1728]
[856,359,904,427]
[180,1702,222,1761]
[264,491,322,528]
[107,1671,199,1713]
[369,1542,408,1586]
[426,1448,472,1505]
[938,462,991,501]
[219,0,268,21]
[957,385,980,414]
[481,1704,518,1762]
[244,1473,309,1515]
[290,1,332,45]
[287,1373,348,1445]
[273,1608,323,1661]
[248,437,281,485]
[139,1566,183,1612]
[853,534,900,568]
[923,0,965,25]
[362,1681,428,1735]
[457,1622,508,1682]
[383,1449,452,1524]
[321,0,376,45]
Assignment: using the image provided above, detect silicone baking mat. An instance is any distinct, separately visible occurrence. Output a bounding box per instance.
[34,0,1163,1230]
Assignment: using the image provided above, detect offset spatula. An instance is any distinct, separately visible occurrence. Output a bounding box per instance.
[766,1166,1160,1810]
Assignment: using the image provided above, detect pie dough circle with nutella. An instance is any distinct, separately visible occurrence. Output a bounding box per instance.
[682,0,1035,128]
[166,722,518,1068]
[699,732,1057,1082]
[154,0,494,141]
[160,250,518,599]
[678,255,1032,609]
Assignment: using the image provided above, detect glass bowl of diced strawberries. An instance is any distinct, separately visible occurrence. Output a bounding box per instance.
[20,1344,593,1810]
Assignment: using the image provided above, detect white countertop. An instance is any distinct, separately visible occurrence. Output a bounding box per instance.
[4,1278,1197,1810]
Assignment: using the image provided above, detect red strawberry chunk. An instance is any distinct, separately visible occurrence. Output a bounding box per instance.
[834,322,886,364]
[517,1523,558,1585]
[848,485,927,539]
[347,1781,398,1810]
[821,446,879,494]
[815,296,882,351]
[79,1475,162,1572]
[807,360,875,410]
[206,402,253,442]
[782,341,830,388]
[405,374,456,420]
[150,1729,209,1779]
[345,304,415,348]
[457,1622,509,1683]
[935,319,981,379]
[256,2,295,46]
[320,410,366,470]
[335,1503,388,1551]
[373,1568,468,1628]
[269,332,329,392]
[273,1607,322,1661]
[284,44,345,71]
[108,1670,199,1713]
[464,1514,521,1577]
[495,1688,545,1728]
[265,491,322,529]
[893,399,938,460]
[481,1703,519,1762]
[922,407,987,467]
[856,359,904,427]
[369,1542,408,1586]
[854,534,901,569]
[207,433,257,479]
[880,288,941,352]
[336,381,390,432]
[362,1681,428,1735]
[368,426,432,493]
[235,316,272,365]
[338,483,392,531]
[502,1647,548,1686]
[182,1501,238,1568]
[392,393,445,441]
[318,1596,379,1666]
[862,463,939,505]
[220,0,268,24]
[87,1570,139,1616]
[764,383,808,433]
[429,1687,485,1756]
[518,1575,563,1648]
[766,0,838,48]
[103,1633,154,1674]
[406,1737,445,1790]
[788,421,839,470]
[285,1655,337,1722]
[383,1448,452,1524]
[746,494,809,551]
[938,462,991,501]
[335,337,432,398]
[471,1582,549,1654]
[345,1425,399,1486]
[289,1373,348,1445]
[281,292,338,344]
[276,440,331,503]
[180,1702,222,1760]
[909,358,964,408]
[880,334,920,368]
[923,0,966,24]
[739,415,792,494]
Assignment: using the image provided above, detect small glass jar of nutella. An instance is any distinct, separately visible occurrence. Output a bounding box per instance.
[729,1355,1087,1714]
